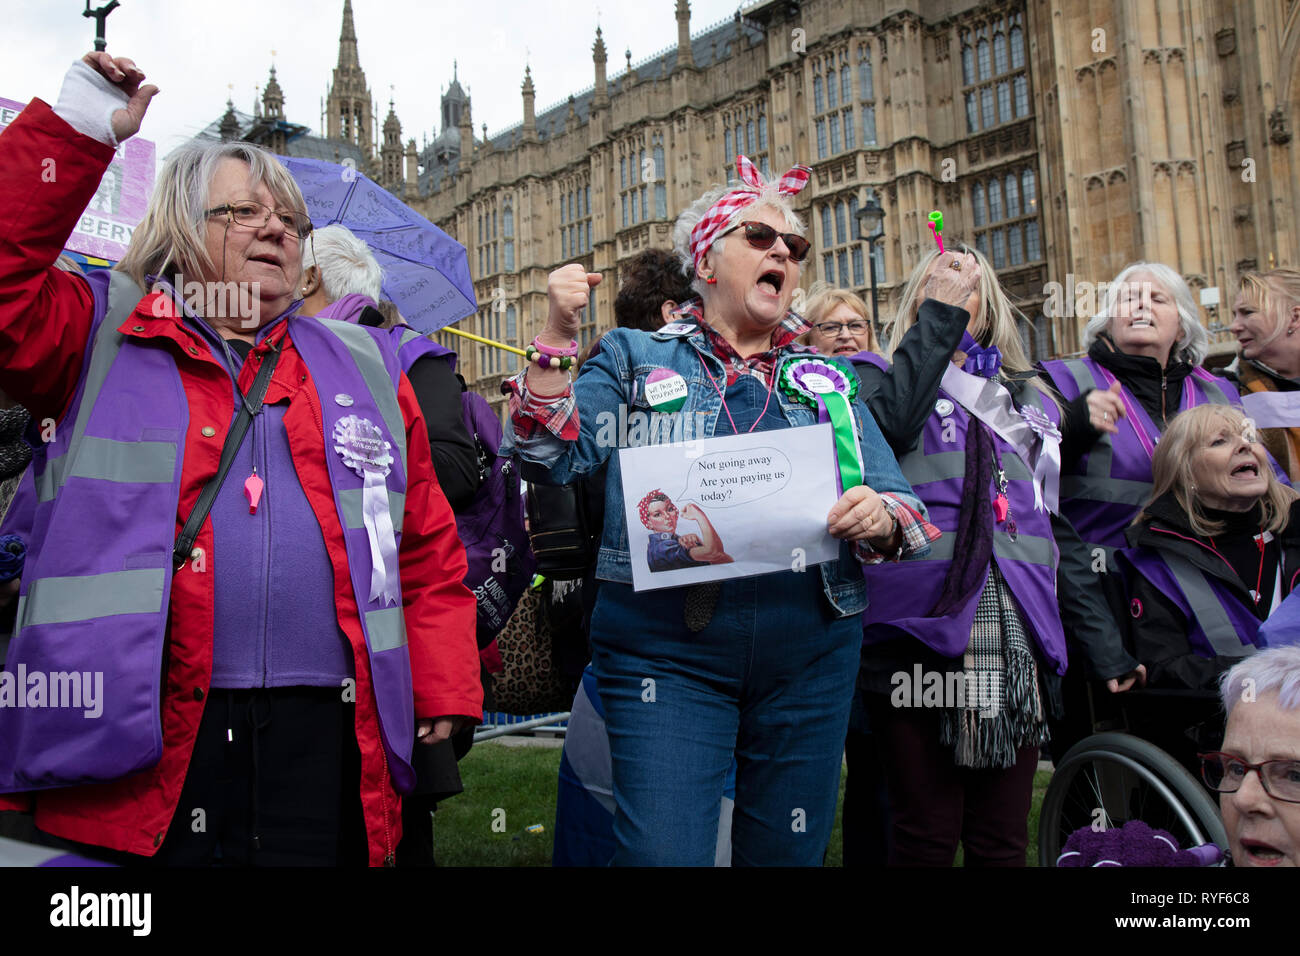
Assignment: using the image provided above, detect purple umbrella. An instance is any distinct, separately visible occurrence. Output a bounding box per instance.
[278,155,477,332]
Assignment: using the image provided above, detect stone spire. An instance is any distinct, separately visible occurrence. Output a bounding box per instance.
[381,98,402,188]
[262,64,284,120]
[458,93,474,160]
[521,65,537,142]
[675,0,694,70]
[592,26,608,109]
[326,0,373,156]
[337,0,359,70]
[219,94,240,142]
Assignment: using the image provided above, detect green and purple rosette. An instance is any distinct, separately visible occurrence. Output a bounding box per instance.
[779,356,864,492]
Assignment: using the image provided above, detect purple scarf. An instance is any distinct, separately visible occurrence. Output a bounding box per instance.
[314,293,378,324]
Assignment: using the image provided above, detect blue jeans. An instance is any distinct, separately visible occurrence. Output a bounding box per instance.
[590,571,861,865]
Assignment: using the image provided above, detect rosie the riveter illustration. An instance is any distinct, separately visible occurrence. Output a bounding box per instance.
[637,489,734,572]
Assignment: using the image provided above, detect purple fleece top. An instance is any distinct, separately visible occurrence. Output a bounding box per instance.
[314,293,378,324]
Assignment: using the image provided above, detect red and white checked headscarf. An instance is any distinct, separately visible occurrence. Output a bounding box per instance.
[688,154,812,272]
[637,490,672,529]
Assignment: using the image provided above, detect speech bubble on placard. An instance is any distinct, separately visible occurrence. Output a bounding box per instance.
[674,446,792,507]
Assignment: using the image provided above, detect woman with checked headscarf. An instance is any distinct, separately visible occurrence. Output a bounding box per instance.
[503,155,936,865]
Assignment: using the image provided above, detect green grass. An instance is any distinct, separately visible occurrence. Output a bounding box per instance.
[434,740,1053,867]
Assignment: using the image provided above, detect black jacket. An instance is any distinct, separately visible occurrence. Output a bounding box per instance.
[358,308,481,511]
[1122,494,1300,691]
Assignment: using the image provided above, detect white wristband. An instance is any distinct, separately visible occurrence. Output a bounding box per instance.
[53,60,129,147]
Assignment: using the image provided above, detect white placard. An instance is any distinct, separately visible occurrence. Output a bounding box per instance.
[619,423,841,591]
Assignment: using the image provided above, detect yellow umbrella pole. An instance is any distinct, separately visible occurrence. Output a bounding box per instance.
[439,325,528,356]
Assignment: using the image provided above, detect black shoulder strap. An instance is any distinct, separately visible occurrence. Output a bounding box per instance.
[173,341,281,569]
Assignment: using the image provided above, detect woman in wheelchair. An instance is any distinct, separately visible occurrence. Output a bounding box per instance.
[1116,404,1300,772]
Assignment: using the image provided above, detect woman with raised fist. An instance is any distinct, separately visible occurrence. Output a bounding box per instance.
[0,52,479,866]
[504,156,935,865]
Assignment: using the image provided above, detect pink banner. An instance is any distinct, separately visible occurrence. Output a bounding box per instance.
[0,95,155,263]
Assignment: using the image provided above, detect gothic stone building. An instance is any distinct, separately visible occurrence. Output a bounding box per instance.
[210,1,1300,422]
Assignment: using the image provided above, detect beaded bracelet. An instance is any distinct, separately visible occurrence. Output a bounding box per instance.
[525,345,574,370]
[531,336,579,358]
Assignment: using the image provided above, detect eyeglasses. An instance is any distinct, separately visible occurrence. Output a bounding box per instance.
[206,201,313,240]
[1198,751,1300,804]
[813,321,870,336]
[725,221,811,262]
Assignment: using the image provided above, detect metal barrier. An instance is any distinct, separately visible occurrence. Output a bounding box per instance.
[474,711,571,742]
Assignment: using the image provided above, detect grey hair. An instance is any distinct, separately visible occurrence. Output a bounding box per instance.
[1081,262,1209,366]
[1220,645,1300,716]
[116,140,308,291]
[301,224,383,304]
[671,181,805,297]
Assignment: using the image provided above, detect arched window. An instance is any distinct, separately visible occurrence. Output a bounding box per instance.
[827,67,838,109]
[862,104,877,145]
[977,39,991,80]
[1008,224,1023,266]
[821,205,833,246]
[1025,221,1041,260]
[503,204,514,236]
[746,119,755,154]
[1005,174,1020,218]
[1022,168,1037,208]
[1010,26,1025,69]
[758,114,768,150]
[988,178,1004,222]
[981,87,994,127]
[972,182,986,227]
[994,33,1008,74]
[829,114,841,153]
[997,80,1011,124]
[1014,75,1029,117]
[725,126,733,162]
[841,67,851,104]
[814,74,824,112]
[835,201,847,244]
[859,54,873,99]
[654,143,665,180]
[965,92,978,133]
[961,45,974,86]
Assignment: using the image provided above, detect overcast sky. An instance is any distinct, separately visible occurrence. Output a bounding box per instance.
[8,0,752,160]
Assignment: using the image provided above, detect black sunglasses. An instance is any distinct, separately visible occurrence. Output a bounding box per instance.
[727,221,811,262]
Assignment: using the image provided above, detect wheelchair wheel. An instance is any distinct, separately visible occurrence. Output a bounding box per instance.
[1037,732,1227,867]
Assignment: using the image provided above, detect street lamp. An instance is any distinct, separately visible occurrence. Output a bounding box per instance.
[855,190,885,338]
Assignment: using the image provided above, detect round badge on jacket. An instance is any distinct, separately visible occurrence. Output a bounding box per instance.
[935,398,955,417]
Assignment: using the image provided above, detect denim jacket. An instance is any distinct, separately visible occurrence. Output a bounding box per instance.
[503,321,929,618]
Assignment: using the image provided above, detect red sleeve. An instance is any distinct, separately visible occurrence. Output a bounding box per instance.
[0,795,33,812]
[396,374,482,720]
[0,99,115,422]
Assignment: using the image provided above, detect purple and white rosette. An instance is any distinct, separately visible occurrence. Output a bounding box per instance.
[1020,405,1062,514]
[333,414,401,607]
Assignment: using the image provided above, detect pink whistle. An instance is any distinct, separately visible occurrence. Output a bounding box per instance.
[244,472,264,515]
[992,494,1009,522]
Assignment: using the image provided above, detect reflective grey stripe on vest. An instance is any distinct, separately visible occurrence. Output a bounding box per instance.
[364,605,407,651]
[1164,553,1256,658]
[1197,375,1232,406]
[37,437,176,503]
[24,568,165,627]
[317,320,408,533]
[1062,359,1114,479]
[340,489,406,532]
[0,835,74,867]
[398,329,424,348]
[1060,475,1152,506]
[925,530,1055,567]
[905,450,1034,486]
[37,271,149,502]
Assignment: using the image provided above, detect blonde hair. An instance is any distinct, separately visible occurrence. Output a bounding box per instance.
[800,282,877,354]
[116,141,308,292]
[1140,404,1297,536]
[1237,269,1300,349]
[887,244,1055,404]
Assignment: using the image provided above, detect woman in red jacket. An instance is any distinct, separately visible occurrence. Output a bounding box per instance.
[0,51,480,866]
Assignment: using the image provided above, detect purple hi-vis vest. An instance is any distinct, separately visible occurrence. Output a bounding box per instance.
[1116,546,1270,659]
[1041,357,1235,553]
[391,326,456,374]
[0,271,419,794]
[862,380,1068,674]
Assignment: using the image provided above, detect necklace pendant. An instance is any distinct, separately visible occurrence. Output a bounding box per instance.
[1005,516,1018,541]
